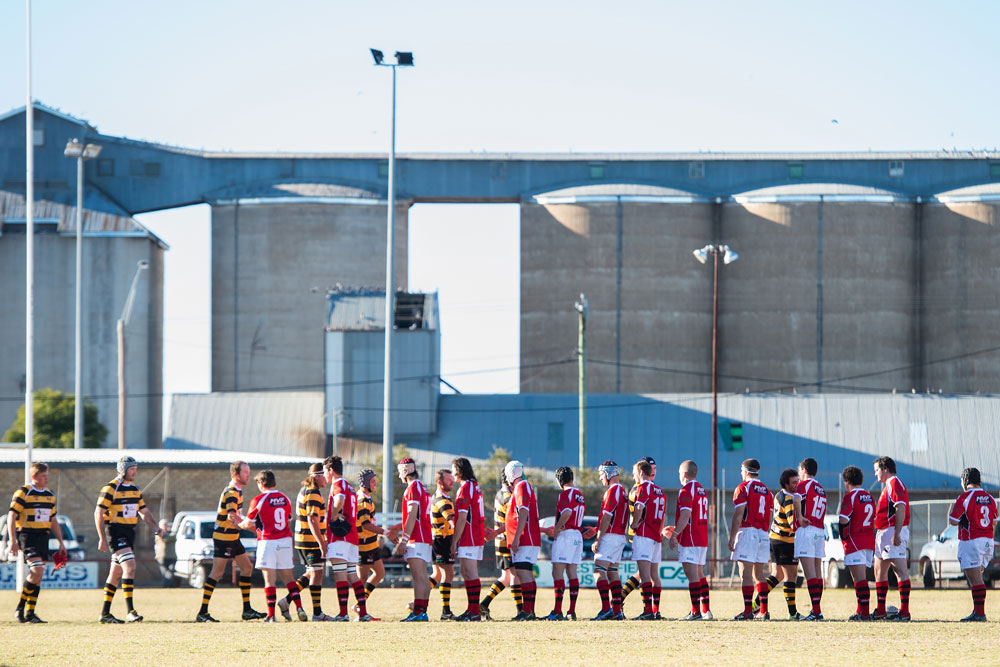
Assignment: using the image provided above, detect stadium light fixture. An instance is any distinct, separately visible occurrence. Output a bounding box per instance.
[693,245,712,264]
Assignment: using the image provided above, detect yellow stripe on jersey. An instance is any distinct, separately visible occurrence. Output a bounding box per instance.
[431,492,455,537]
[357,492,379,552]
[97,479,146,526]
[627,483,640,539]
[494,487,512,556]
[213,484,243,541]
[295,485,327,550]
[769,489,796,543]
[9,485,56,533]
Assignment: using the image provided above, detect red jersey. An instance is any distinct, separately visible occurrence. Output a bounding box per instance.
[676,480,709,548]
[600,483,629,535]
[950,489,999,541]
[556,487,586,531]
[247,490,293,540]
[733,479,773,530]
[454,480,485,548]
[505,479,541,547]
[327,478,358,545]
[839,488,876,554]
[402,479,433,544]
[794,478,827,530]
[875,476,910,530]
[633,481,666,541]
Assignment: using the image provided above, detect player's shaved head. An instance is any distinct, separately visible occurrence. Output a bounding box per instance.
[680,460,697,477]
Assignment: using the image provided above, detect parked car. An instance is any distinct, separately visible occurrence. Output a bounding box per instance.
[170,511,257,588]
[0,514,86,562]
[538,515,632,561]
[919,523,1000,588]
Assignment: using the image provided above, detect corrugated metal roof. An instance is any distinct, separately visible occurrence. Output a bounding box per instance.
[198,150,1000,161]
[0,190,168,248]
[0,446,317,468]
[0,102,96,131]
[166,391,325,458]
[735,183,906,198]
[326,289,439,331]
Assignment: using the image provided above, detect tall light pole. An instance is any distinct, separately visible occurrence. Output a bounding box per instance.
[64,139,102,449]
[694,243,738,568]
[575,294,588,469]
[19,0,33,596]
[117,259,149,449]
[371,48,414,518]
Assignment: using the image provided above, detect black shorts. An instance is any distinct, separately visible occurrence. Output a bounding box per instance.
[18,531,49,562]
[432,536,454,565]
[108,525,136,553]
[213,538,246,559]
[770,539,797,565]
[297,547,325,568]
[496,554,513,570]
[359,549,382,565]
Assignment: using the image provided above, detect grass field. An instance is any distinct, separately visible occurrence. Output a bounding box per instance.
[0,586,997,665]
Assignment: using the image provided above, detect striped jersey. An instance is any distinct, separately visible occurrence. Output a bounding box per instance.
[97,478,146,526]
[626,483,640,539]
[494,485,513,557]
[9,485,56,533]
[356,490,379,553]
[769,489,796,544]
[431,489,455,538]
[294,484,327,550]
[213,484,244,541]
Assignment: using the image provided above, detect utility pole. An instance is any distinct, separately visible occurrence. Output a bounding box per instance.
[575,294,588,469]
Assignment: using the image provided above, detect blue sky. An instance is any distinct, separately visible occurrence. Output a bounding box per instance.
[2,1,999,424]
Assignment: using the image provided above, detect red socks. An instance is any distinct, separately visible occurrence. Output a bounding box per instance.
[568,578,579,614]
[641,582,653,614]
[742,585,754,614]
[875,580,889,614]
[854,581,870,617]
[756,582,769,614]
[336,581,350,617]
[972,584,987,616]
[265,586,276,618]
[597,579,611,612]
[521,581,537,614]
[553,580,565,614]
[806,578,823,615]
[898,579,910,616]
[699,577,711,613]
[465,578,481,616]
[352,580,368,616]
[285,581,303,610]
[652,585,661,614]
[610,579,623,615]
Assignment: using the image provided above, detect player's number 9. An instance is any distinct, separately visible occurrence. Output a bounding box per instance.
[273,507,286,531]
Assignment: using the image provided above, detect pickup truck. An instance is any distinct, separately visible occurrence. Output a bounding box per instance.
[170,511,257,588]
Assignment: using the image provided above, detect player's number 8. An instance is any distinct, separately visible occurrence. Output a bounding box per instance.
[273,507,286,531]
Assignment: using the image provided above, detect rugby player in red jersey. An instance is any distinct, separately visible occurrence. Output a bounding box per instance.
[394,458,433,621]
[450,457,488,621]
[592,461,628,621]
[949,467,998,622]
[241,470,296,622]
[325,456,370,621]
[872,456,911,621]
[670,460,711,620]
[793,457,827,620]
[630,460,665,620]
[505,460,542,621]
[729,458,773,620]
[838,466,875,621]
[543,466,586,621]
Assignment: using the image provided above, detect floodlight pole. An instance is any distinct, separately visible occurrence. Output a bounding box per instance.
[373,49,413,518]
[575,294,588,469]
[24,0,34,486]
[118,260,149,450]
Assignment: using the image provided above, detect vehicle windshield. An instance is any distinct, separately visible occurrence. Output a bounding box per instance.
[57,519,75,541]
[199,523,255,540]
[941,524,958,540]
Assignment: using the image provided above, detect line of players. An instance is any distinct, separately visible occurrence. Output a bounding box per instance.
[6,453,997,622]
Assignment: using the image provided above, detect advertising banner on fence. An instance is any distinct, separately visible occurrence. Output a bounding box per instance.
[0,562,99,589]
[534,560,689,588]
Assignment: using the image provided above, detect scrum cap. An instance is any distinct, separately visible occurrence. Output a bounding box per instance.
[504,460,524,483]
[117,456,137,476]
[599,460,619,478]
[397,457,417,477]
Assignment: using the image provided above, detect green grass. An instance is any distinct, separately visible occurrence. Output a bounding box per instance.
[0,586,996,665]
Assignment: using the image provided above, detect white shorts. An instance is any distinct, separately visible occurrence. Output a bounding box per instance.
[594,533,627,564]
[456,545,484,561]
[731,527,769,564]
[678,545,708,566]
[844,549,874,568]
[512,545,540,565]
[326,540,359,564]
[256,537,294,570]
[631,535,662,563]
[875,526,910,560]
[794,525,826,560]
[551,529,583,565]
[404,542,432,563]
[957,538,994,570]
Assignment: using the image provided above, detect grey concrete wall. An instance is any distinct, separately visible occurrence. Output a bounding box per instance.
[921,202,1000,393]
[0,232,163,447]
[211,202,409,393]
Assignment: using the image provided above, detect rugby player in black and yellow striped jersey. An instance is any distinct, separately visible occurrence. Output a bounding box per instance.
[355,469,385,616]
[95,456,163,624]
[8,462,66,623]
[280,462,332,621]
[754,467,801,619]
[480,473,522,619]
[196,461,266,622]
[430,469,456,619]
